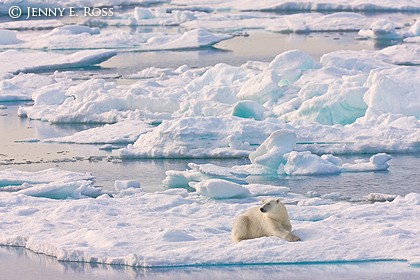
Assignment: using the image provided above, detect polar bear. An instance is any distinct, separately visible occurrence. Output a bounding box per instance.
[232,198,300,242]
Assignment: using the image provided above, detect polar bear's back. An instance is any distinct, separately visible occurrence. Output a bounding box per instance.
[232,206,268,242]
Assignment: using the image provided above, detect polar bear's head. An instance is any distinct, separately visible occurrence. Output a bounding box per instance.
[260,198,288,219]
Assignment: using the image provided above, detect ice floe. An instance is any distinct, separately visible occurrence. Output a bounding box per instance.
[341,153,392,172]
[87,7,197,27]
[0,187,419,267]
[189,179,251,199]
[249,129,296,172]
[181,11,379,33]
[0,73,57,101]
[358,19,402,40]
[7,45,418,156]
[0,26,231,51]
[45,121,155,144]
[114,180,141,192]
[119,117,284,158]
[280,151,341,176]
[366,192,398,202]
[0,49,116,76]
[0,168,100,199]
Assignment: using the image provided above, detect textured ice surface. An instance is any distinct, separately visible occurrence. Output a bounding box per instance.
[0,188,419,267]
[45,121,154,144]
[9,45,418,156]
[0,26,231,51]
[182,11,380,33]
[120,117,285,158]
[114,180,141,192]
[358,19,402,40]
[0,168,99,199]
[249,130,296,171]
[341,153,392,172]
[190,179,251,199]
[0,73,57,101]
[0,49,116,76]
[280,151,341,176]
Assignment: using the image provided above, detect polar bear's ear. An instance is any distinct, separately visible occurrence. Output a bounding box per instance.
[276,199,280,203]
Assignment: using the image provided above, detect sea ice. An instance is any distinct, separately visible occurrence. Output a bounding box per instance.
[358,19,401,40]
[266,12,374,33]
[0,189,419,267]
[249,130,296,171]
[366,193,398,202]
[104,7,197,26]
[189,179,251,199]
[232,100,267,120]
[0,26,231,51]
[120,117,284,158]
[341,153,392,172]
[379,44,420,65]
[45,121,155,144]
[280,151,341,176]
[0,73,57,101]
[163,162,248,190]
[181,11,380,34]
[114,180,141,192]
[363,66,420,119]
[237,50,316,103]
[6,47,419,156]
[0,168,99,199]
[0,49,116,76]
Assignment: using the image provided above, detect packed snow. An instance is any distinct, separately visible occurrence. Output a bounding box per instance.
[0,182,419,267]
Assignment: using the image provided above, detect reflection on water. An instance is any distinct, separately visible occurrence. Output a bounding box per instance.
[1,246,419,280]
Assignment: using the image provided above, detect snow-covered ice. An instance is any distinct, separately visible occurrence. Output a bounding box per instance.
[358,19,402,40]
[114,180,141,192]
[45,121,155,144]
[0,168,100,199]
[189,179,251,199]
[0,73,57,101]
[367,193,398,202]
[0,49,116,76]
[6,45,418,156]
[341,153,392,172]
[0,26,231,51]
[280,151,341,176]
[0,186,419,267]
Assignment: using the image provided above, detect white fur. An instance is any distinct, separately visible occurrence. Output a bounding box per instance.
[232,198,300,242]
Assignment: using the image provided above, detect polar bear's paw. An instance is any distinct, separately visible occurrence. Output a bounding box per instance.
[286,232,301,242]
